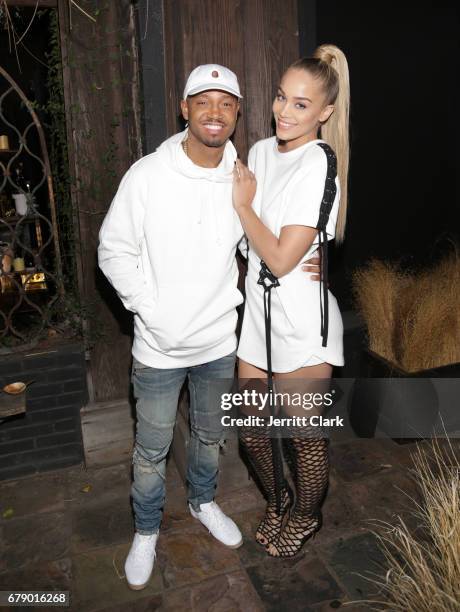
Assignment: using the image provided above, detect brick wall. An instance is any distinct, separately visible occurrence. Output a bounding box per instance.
[0,342,88,481]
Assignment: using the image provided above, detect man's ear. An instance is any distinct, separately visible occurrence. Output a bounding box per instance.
[180,99,189,121]
[319,104,334,124]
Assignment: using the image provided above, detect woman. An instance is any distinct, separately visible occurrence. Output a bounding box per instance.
[233,44,350,558]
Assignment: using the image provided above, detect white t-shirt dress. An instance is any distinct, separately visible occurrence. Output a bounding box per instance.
[237,136,344,373]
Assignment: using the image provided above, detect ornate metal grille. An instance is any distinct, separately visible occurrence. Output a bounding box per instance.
[0,66,64,352]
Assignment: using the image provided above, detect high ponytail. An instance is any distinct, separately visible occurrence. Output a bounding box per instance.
[290,44,350,243]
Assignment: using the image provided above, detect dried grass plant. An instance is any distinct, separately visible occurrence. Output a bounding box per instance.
[400,254,460,372]
[353,253,460,373]
[352,259,401,365]
[351,437,460,611]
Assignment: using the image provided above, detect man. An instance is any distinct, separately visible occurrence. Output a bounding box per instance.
[98,64,322,590]
[98,64,245,591]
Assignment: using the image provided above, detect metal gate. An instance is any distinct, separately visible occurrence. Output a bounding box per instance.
[0,65,64,352]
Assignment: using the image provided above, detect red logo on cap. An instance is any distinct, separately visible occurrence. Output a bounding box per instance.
[212,70,219,78]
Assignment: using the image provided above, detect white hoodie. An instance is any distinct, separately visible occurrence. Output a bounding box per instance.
[98,130,244,368]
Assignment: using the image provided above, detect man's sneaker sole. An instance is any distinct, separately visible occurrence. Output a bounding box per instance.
[127,579,150,591]
[226,538,244,549]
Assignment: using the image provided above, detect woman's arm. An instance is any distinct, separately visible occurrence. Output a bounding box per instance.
[233,159,318,278]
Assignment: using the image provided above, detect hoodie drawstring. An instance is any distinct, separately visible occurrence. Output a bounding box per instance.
[211,182,222,245]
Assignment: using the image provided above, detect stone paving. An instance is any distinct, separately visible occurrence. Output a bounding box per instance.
[0,435,453,611]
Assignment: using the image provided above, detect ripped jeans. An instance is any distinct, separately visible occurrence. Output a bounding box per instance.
[131,351,236,534]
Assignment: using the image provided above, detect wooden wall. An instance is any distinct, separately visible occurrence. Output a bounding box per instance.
[59,0,142,402]
[163,0,299,160]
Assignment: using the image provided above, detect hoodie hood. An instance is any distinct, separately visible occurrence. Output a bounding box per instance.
[156,128,237,182]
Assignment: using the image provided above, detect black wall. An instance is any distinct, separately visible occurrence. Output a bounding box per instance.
[0,343,87,481]
[300,0,460,308]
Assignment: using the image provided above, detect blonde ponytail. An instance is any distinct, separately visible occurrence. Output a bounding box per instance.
[290,44,350,243]
[314,44,349,243]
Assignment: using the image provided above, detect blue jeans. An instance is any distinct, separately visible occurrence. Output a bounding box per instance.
[131,351,236,534]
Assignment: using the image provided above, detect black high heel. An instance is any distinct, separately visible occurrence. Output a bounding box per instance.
[265,509,323,558]
[255,484,294,546]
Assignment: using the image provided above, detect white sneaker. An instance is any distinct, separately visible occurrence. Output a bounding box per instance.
[189,501,243,548]
[124,532,158,590]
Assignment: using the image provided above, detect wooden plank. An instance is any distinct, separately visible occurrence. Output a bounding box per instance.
[85,442,133,468]
[80,398,132,414]
[80,399,134,467]
[58,0,142,403]
[0,392,26,419]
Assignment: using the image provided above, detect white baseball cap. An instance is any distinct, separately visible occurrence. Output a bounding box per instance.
[183,64,243,100]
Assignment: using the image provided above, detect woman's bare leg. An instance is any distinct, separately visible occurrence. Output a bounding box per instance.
[277,362,332,380]
[238,359,267,379]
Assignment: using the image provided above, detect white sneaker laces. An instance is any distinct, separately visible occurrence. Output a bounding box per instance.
[203,502,227,529]
[134,535,156,562]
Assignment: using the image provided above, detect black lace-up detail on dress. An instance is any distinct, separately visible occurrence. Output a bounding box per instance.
[315,142,337,347]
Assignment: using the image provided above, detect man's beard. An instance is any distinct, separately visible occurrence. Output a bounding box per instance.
[188,124,229,149]
[200,135,227,148]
